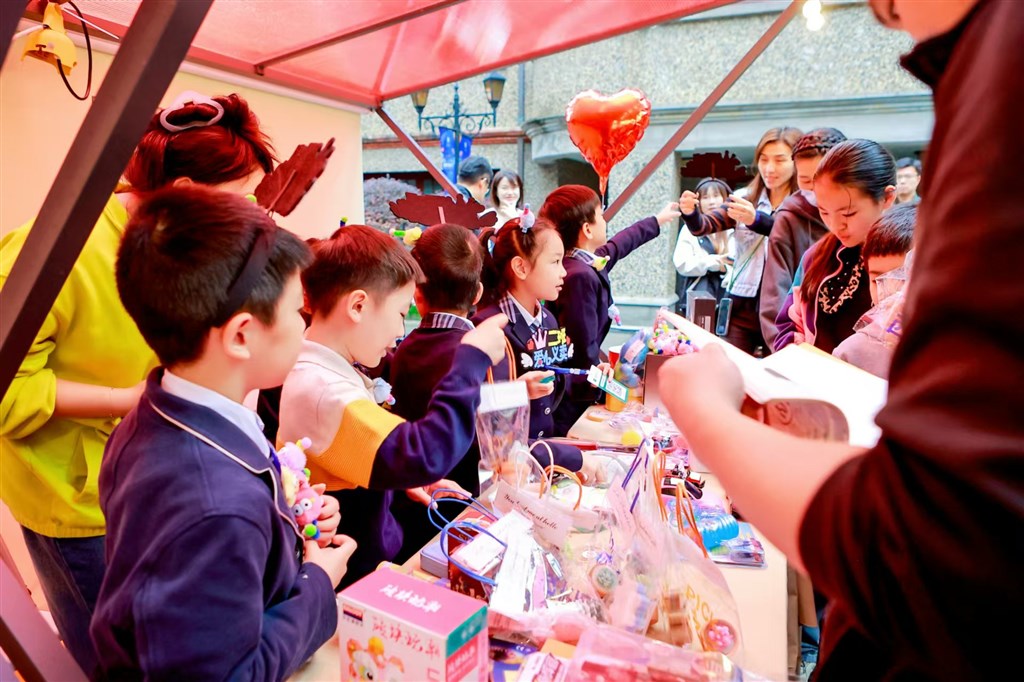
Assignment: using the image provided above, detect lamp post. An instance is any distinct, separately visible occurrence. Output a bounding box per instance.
[410,71,506,152]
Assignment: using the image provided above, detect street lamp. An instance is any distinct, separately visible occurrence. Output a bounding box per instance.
[410,71,506,151]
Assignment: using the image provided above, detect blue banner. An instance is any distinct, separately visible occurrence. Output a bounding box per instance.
[440,127,473,186]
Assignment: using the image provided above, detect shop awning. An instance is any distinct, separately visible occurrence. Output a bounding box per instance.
[61,0,732,108]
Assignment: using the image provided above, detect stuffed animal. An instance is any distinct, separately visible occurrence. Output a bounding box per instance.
[276,438,322,539]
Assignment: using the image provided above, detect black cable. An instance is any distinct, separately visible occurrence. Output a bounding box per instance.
[54,0,92,101]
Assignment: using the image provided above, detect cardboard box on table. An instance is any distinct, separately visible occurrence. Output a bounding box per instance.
[338,569,488,681]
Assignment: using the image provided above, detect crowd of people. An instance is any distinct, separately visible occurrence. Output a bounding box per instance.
[0,0,1019,680]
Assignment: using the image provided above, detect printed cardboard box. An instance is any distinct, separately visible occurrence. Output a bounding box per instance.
[339,568,488,681]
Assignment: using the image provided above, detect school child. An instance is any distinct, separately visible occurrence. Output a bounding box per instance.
[680,126,804,355]
[775,140,897,354]
[389,224,589,560]
[760,127,848,349]
[90,186,355,680]
[278,225,508,585]
[833,204,917,378]
[0,92,277,672]
[539,185,681,435]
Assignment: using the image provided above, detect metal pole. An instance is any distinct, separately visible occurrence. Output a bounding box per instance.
[604,0,801,222]
[452,82,462,154]
[0,1,29,69]
[0,0,214,400]
[377,107,461,197]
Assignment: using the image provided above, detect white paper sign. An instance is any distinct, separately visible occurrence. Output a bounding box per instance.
[493,479,572,546]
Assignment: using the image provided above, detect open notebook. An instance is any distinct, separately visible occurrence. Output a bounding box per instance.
[658,311,887,448]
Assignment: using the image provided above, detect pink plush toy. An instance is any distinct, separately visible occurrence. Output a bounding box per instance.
[277,438,322,539]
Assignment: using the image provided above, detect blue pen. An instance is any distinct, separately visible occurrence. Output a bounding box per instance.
[539,366,588,383]
[546,367,590,376]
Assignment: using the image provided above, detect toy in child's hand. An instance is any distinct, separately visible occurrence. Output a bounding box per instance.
[371,377,396,407]
[389,226,422,246]
[277,438,323,539]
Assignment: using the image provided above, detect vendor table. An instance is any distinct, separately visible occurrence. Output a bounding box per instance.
[292,466,789,681]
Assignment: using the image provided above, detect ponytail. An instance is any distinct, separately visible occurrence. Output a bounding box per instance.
[477,218,558,308]
[801,139,896,303]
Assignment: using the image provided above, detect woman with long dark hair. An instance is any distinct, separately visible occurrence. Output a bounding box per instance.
[774,139,897,353]
[679,126,803,354]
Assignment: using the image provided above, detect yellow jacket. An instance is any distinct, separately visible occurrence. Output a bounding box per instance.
[0,195,157,537]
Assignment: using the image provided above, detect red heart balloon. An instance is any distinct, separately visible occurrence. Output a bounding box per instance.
[565,89,652,197]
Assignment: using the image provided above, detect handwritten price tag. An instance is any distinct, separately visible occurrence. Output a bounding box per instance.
[493,480,572,546]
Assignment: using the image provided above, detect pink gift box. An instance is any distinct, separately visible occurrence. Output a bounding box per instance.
[339,569,488,681]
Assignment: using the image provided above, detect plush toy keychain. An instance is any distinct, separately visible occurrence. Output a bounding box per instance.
[276,438,323,539]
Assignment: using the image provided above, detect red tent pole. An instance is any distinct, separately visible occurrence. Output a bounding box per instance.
[376,107,461,197]
[604,0,801,222]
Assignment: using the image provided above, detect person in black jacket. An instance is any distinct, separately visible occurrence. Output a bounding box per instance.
[659,0,1024,678]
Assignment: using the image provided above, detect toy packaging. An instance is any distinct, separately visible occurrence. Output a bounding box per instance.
[338,569,489,681]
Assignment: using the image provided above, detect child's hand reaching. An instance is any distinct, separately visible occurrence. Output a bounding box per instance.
[407,479,470,507]
[311,484,341,547]
[520,370,555,399]
[462,313,509,363]
[577,453,610,486]
[304,534,357,589]
[596,362,615,378]
[656,201,682,226]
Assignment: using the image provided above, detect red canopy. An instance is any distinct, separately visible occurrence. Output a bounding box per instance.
[71,0,730,108]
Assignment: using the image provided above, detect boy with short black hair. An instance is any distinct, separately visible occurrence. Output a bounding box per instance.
[91,186,355,680]
[456,155,493,204]
[278,224,508,585]
[834,204,917,378]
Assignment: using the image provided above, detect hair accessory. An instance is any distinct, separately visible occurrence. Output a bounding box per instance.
[212,226,274,327]
[792,127,847,159]
[519,205,535,233]
[158,91,224,133]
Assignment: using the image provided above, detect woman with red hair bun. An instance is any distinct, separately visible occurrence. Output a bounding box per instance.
[0,91,276,673]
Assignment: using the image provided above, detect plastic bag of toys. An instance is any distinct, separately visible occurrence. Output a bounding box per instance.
[564,624,768,682]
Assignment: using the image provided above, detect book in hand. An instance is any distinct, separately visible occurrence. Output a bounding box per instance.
[658,310,888,448]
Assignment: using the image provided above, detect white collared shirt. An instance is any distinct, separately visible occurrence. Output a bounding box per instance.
[161,370,271,457]
[500,293,542,329]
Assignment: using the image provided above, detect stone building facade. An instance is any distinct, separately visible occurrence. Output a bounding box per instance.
[362,1,931,322]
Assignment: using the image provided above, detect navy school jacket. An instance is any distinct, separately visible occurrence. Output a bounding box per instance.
[91,369,337,682]
[545,215,661,434]
[389,313,584,558]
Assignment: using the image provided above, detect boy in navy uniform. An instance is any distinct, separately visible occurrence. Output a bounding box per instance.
[91,186,355,680]
[540,186,680,435]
